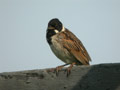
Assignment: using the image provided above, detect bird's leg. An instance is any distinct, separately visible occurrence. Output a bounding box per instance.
[56,64,68,76]
[66,62,76,77]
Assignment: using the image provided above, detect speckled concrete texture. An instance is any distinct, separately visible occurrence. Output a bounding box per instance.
[0,63,120,90]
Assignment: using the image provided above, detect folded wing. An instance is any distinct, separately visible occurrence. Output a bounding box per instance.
[61,29,91,65]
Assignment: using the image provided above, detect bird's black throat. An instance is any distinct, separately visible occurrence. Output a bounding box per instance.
[46,29,56,45]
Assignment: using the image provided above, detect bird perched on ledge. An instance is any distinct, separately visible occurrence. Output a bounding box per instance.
[46,18,91,76]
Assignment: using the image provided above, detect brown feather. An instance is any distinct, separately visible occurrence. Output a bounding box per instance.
[58,29,91,65]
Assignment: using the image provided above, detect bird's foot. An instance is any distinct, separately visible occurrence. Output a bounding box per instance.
[55,64,68,76]
[66,62,76,77]
[55,66,63,76]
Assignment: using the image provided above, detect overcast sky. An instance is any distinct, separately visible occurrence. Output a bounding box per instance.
[0,0,120,73]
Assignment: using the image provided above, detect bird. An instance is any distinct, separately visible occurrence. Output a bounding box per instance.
[46,18,91,76]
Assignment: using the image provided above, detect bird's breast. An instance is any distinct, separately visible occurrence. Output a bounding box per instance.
[49,34,75,64]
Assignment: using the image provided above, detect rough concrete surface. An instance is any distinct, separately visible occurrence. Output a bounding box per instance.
[0,63,120,90]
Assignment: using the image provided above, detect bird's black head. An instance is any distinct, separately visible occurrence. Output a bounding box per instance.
[48,18,63,32]
[46,18,64,44]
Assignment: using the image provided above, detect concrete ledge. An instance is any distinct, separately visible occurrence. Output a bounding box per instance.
[0,63,120,90]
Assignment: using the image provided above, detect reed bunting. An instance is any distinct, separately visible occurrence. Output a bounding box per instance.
[46,18,91,76]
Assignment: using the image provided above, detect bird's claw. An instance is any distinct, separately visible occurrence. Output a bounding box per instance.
[66,68,71,77]
[55,67,59,76]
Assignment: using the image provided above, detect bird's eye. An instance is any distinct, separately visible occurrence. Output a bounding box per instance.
[51,25,54,27]
[51,24,56,27]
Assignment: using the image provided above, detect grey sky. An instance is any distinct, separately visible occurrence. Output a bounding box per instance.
[0,0,120,73]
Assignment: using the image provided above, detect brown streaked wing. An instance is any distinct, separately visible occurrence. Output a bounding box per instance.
[60,29,91,65]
